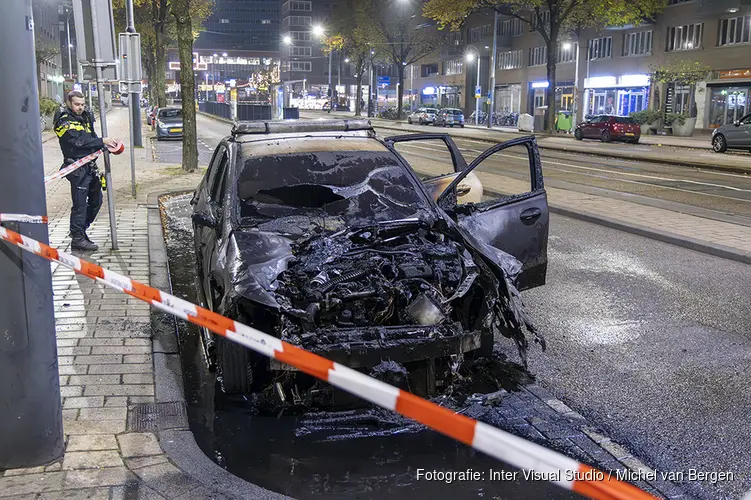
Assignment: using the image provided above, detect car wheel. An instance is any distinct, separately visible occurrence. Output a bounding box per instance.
[601,130,612,143]
[574,129,583,140]
[631,138,640,144]
[216,335,253,394]
[408,118,412,124]
[712,134,727,153]
[460,124,465,128]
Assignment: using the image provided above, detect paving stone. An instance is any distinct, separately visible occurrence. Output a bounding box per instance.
[117,433,163,458]
[124,339,151,347]
[61,386,84,398]
[131,462,203,499]
[128,396,156,404]
[124,455,169,470]
[69,375,122,385]
[88,364,152,375]
[78,339,125,346]
[105,396,129,407]
[64,467,137,489]
[92,346,151,355]
[122,374,154,385]
[78,407,128,421]
[123,355,153,364]
[63,396,105,409]
[74,355,123,365]
[2,465,47,476]
[84,385,154,397]
[0,472,64,496]
[64,420,127,436]
[39,488,111,499]
[110,484,166,500]
[66,434,119,452]
[63,451,124,469]
[59,365,89,376]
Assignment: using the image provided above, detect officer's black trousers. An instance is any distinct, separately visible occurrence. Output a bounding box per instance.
[67,165,102,238]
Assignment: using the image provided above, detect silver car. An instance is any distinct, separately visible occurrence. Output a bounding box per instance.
[407,107,438,125]
[712,113,751,153]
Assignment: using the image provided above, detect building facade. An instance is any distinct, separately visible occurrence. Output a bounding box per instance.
[33,0,65,99]
[409,0,751,130]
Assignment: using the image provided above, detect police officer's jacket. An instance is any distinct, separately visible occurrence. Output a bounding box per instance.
[54,107,104,162]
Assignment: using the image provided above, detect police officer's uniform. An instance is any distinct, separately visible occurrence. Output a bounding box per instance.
[54,107,103,250]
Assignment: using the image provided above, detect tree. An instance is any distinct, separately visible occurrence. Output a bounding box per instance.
[172,0,198,172]
[324,0,373,116]
[364,0,442,120]
[35,36,59,96]
[650,59,710,117]
[424,0,667,132]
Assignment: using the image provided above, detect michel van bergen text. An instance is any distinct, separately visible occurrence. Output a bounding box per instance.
[415,468,735,484]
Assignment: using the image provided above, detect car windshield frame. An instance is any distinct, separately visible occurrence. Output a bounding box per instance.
[159,109,182,119]
[228,136,438,230]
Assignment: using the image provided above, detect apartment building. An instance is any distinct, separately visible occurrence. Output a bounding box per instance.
[411,0,751,130]
[33,0,65,99]
[279,0,355,101]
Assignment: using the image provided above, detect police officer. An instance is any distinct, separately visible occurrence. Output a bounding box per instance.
[54,91,118,251]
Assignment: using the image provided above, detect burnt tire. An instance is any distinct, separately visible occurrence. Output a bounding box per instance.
[217,335,253,394]
[712,134,727,153]
[574,128,583,140]
[601,130,612,143]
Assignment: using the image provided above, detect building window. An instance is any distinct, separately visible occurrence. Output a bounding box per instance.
[556,43,577,63]
[261,19,271,24]
[290,61,311,71]
[529,46,547,66]
[442,59,463,75]
[447,32,462,46]
[531,11,550,30]
[623,31,653,56]
[588,37,612,59]
[498,18,524,36]
[497,49,523,69]
[719,15,751,46]
[288,16,311,27]
[220,18,229,24]
[289,31,311,41]
[289,1,312,11]
[289,46,311,57]
[421,63,439,77]
[469,24,492,43]
[666,23,703,51]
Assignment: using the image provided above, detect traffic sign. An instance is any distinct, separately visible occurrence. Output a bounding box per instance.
[475,85,482,99]
[378,76,391,86]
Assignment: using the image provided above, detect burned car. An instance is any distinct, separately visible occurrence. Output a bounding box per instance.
[191,120,549,403]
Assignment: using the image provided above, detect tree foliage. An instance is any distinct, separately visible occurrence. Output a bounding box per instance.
[650,59,711,85]
[423,0,667,131]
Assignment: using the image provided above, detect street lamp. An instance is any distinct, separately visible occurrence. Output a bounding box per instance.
[466,46,481,125]
[312,25,332,113]
[283,35,292,45]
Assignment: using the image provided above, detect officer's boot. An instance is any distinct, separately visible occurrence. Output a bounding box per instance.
[71,234,98,252]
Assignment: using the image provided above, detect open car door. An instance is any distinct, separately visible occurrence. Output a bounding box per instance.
[436,136,548,290]
[384,133,485,203]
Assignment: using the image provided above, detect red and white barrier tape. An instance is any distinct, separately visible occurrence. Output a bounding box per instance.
[0,225,655,500]
[44,150,102,184]
[0,214,48,224]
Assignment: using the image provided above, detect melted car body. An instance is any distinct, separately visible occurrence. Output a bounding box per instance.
[191,120,549,406]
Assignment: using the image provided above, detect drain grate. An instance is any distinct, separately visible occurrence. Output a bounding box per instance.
[127,401,189,432]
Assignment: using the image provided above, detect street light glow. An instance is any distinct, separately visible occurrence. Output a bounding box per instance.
[222,52,228,57]
[344,58,350,63]
[465,53,475,62]
[68,43,73,48]
[283,35,292,45]
[312,25,325,37]
[563,42,572,50]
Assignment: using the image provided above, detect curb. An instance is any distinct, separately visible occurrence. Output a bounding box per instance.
[146,190,291,500]
[549,204,751,265]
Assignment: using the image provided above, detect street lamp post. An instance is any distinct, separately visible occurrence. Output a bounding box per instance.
[466,47,481,126]
[66,8,73,78]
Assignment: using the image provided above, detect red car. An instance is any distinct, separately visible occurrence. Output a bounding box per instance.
[574,115,641,144]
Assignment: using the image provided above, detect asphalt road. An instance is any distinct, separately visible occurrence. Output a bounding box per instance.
[176,114,751,499]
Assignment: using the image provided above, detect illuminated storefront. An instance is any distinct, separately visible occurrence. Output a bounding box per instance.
[583,74,650,117]
[707,69,751,128]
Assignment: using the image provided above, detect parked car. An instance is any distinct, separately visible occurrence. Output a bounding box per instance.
[191,120,549,402]
[146,106,159,127]
[434,108,465,127]
[322,101,350,111]
[574,115,640,143]
[711,113,751,153]
[155,108,183,140]
[407,107,438,125]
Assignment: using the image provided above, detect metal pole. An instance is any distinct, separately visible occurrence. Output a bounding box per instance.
[368,63,372,117]
[90,1,118,250]
[125,0,142,147]
[410,65,414,112]
[572,39,580,131]
[487,10,498,129]
[475,55,480,126]
[66,12,73,78]
[327,49,333,113]
[0,0,63,468]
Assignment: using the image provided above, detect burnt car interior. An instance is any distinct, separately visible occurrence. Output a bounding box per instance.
[190,120,549,411]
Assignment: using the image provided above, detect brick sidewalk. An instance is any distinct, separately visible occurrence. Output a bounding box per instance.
[0,109,208,498]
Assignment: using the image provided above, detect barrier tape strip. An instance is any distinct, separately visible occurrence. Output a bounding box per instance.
[0,226,655,500]
[44,150,103,184]
[0,214,48,224]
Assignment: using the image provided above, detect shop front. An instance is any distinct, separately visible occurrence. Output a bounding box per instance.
[583,74,650,117]
[526,80,574,115]
[707,69,751,129]
[495,84,522,113]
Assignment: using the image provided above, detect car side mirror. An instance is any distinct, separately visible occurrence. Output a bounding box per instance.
[192,209,219,229]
